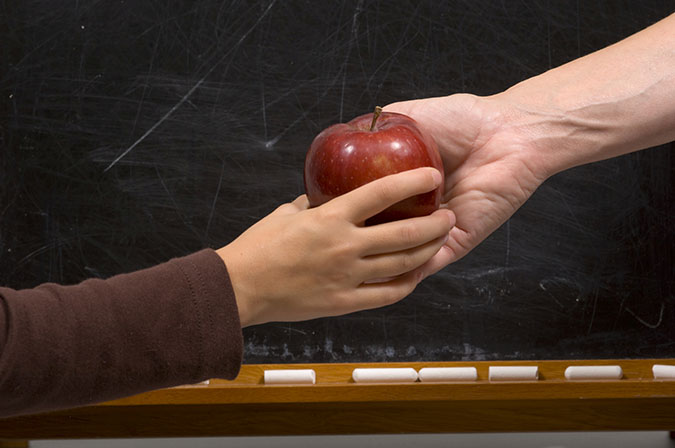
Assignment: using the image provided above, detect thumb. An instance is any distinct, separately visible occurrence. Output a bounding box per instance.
[270,195,310,216]
[382,99,423,117]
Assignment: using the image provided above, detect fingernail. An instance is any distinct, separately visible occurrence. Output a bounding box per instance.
[431,169,442,186]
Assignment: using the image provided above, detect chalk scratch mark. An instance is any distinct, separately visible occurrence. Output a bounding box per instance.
[339,0,363,122]
[277,326,307,336]
[625,303,665,329]
[204,157,227,241]
[130,32,161,139]
[586,288,599,334]
[103,0,278,173]
[155,167,201,239]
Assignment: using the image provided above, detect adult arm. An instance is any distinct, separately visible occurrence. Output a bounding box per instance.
[500,12,675,176]
[385,13,675,273]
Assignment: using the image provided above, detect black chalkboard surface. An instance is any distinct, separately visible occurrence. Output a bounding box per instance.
[2,1,673,363]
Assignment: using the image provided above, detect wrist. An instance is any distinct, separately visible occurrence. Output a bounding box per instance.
[490,13,675,177]
[216,245,256,328]
[488,84,603,179]
[463,91,562,183]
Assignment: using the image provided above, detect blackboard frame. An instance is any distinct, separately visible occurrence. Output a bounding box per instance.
[1,358,674,441]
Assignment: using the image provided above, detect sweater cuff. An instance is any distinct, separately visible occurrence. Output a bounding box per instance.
[169,249,243,381]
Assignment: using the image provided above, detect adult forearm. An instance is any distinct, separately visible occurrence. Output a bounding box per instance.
[497,13,675,177]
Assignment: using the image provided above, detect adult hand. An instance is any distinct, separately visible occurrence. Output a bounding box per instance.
[385,94,547,274]
[385,15,675,277]
[217,167,455,327]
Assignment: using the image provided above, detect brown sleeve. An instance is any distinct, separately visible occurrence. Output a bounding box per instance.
[0,249,243,418]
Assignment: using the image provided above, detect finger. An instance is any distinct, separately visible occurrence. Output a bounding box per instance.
[360,209,455,256]
[361,233,449,281]
[348,271,421,312]
[411,243,455,279]
[329,167,442,224]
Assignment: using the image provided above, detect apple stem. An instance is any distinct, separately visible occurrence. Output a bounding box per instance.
[369,106,383,131]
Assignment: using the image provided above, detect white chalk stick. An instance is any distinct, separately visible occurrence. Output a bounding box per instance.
[564,365,623,380]
[653,364,675,380]
[352,368,418,383]
[418,367,478,382]
[264,369,316,385]
[489,366,538,381]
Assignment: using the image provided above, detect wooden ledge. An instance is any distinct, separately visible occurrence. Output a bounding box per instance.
[1,359,674,438]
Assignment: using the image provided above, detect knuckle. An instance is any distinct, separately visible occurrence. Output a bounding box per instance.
[328,270,351,285]
[327,245,358,281]
[295,217,321,240]
[398,222,420,245]
[334,240,358,261]
[274,203,292,214]
[314,206,342,224]
[399,253,417,271]
[374,178,399,203]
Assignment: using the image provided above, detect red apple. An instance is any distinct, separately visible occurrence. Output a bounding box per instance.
[304,107,444,225]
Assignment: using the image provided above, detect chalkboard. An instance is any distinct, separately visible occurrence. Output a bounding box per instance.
[2,1,673,363]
